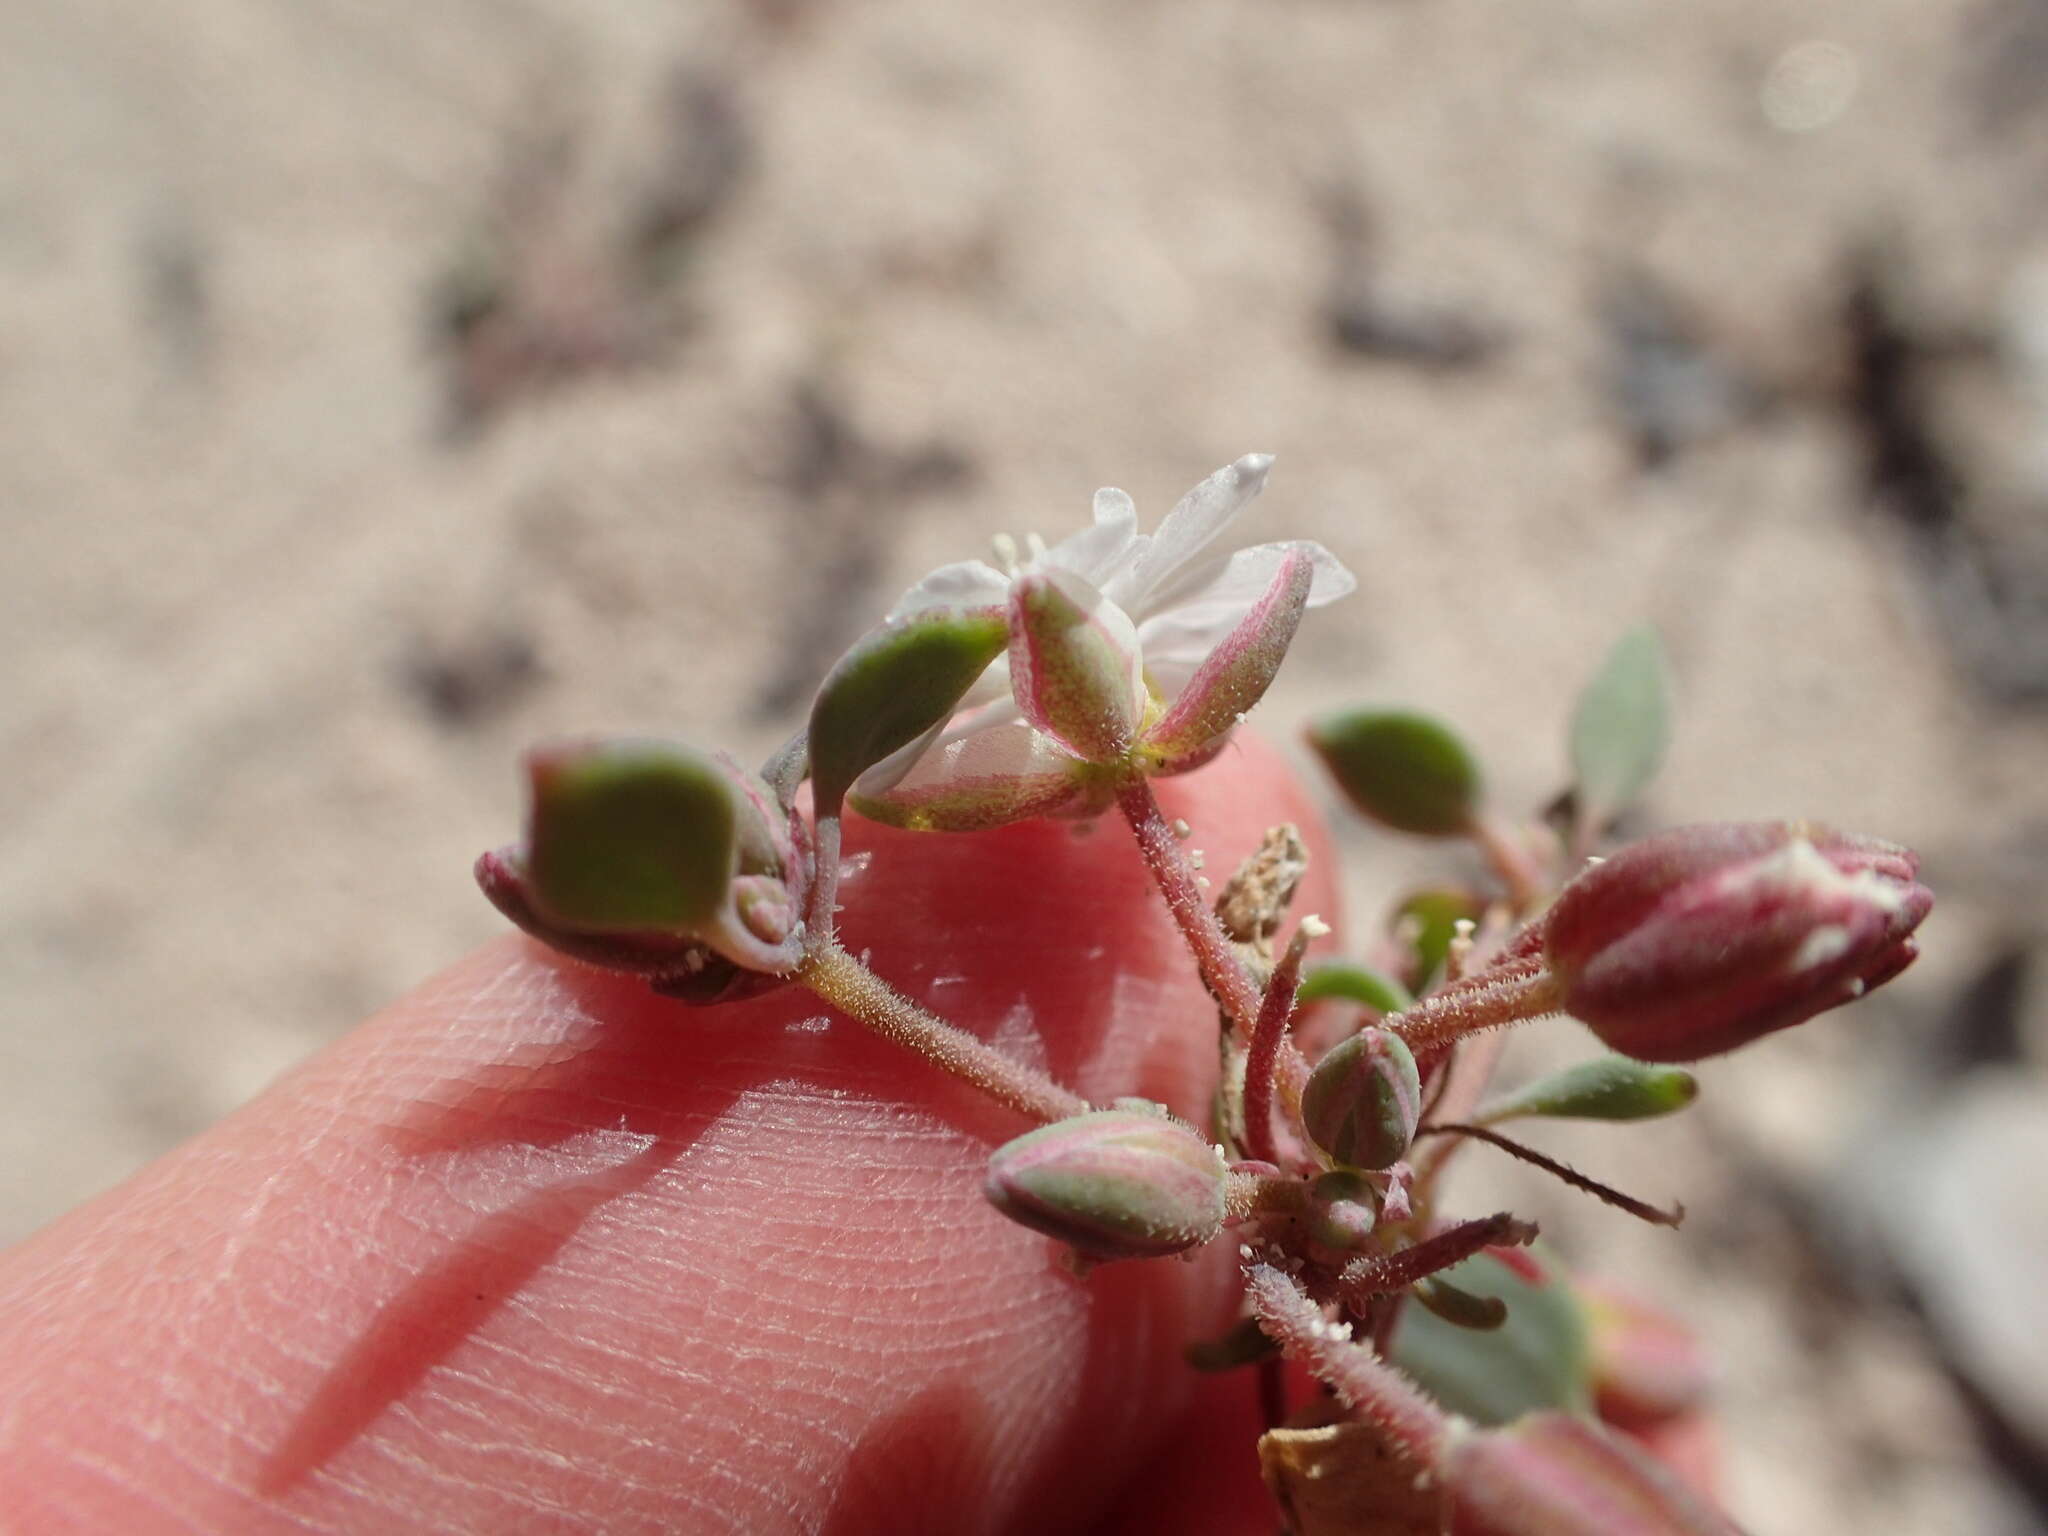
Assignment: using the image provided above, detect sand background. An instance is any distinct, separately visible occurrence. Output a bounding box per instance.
[7,1,2048,1530]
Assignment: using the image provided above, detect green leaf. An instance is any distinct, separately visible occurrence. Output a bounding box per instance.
[1297,961,1415,1016]
[1476,1054,1699,1126]
[1390,886,1485,989]
[1569,626,1671,829]
[1307,709,1484,837]
[808,608,1009,820]
[524,741,737,933]
[1389,1248,1593,1426]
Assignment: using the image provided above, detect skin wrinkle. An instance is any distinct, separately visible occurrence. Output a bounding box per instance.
[0,738,1335,1532]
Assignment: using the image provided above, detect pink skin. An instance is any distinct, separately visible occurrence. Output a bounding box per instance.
[0,735,1333,1535]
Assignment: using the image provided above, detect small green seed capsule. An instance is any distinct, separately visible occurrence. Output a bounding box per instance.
[1305,1169,1381,1252]
[984,1105,1227,1263]
[1301,1027,1423,1171]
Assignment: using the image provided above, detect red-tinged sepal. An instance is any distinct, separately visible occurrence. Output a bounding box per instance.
[1007,568,1147,764]
[1138,543,1315,772]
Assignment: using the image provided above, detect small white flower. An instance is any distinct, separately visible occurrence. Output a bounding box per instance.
[854,454,1356,826]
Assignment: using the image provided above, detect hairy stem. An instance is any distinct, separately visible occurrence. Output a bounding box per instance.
[1224,1168,1314,1221]
[806,813,845,950]
[1243,920,1320,1166]
[1385,961,1566,1053]
[1245,1263,1450,1469]
[1116,777,1264,1039]
[1416,1123,1685,1227]
[1470,811,1548,913]
[1338,1211,1537,1309]
[797,943,1089,1125]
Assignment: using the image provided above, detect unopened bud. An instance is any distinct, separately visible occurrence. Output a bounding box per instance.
[983,1105,1226,1263]
[1445,1411,1740,1535]
[1577,1281,1714,1430]
[1544,821,1932,1063]
[477,738,808,984]
[1302,1028,1422,1171]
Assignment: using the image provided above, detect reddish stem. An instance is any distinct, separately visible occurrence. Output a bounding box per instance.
[1116,777,1264,1039]
[1243,921,1318,1166]
[1244,1262,1450,1470]
[1338,1212,1537,1311]
[1416,1123,1684,1227]
[1385,960,1565,1053]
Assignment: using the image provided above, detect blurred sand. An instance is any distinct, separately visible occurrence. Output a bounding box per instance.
[6,0,2048,1529]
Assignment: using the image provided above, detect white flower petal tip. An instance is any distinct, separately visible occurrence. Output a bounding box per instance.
[863,454,1356,829]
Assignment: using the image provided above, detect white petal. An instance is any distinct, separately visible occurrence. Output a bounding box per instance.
[1140,539,1355,630]
[885,558,1010,619]
[852,719,1090,830]
[1122,454,1273,614]
[892,718,1073,791]
[853,692,1021,794]
[1041,488,1141,586]
[1134,542,1348,689]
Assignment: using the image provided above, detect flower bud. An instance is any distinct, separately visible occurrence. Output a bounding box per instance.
[1445,1411,1740,1535]
[1544,821,1932,1063]
[1301,1027,1423,1171]
[1576,1281,1713,1431]
[476,739,809,985]
[983,1105,1226,1263]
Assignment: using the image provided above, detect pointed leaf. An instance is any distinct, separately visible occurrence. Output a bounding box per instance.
[1142,545,1313,767]
[523,740,737,933]
[1477,1055,1699,1126]
[1570,626,1672,830]
[809,607,1008,819]
[1309,708,1485,836]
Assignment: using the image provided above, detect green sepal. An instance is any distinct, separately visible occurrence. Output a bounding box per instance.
[808,607,1009,820]
[1569,626,1672,833]
[1476,1054,1699,1126]
[1307,708,1484,837]
[525,741,737,933]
